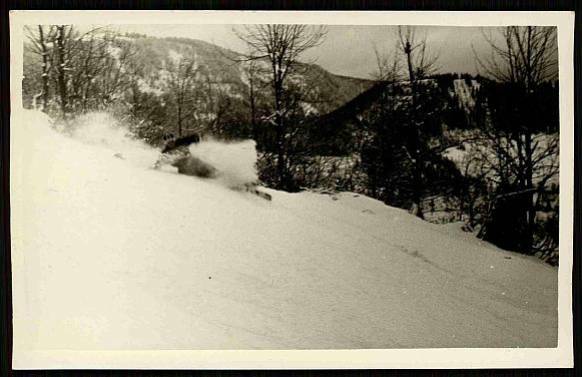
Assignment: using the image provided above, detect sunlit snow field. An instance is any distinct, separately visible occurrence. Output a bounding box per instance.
[11,110,558,351]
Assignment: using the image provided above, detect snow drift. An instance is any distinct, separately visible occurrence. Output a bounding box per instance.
[11,110,558,352]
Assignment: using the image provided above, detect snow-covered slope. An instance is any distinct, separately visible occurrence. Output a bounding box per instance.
[452,78,480,113]
[11,110,557,351]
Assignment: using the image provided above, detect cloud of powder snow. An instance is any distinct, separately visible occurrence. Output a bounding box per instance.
[188,139,258,188]
[60,112,259,187]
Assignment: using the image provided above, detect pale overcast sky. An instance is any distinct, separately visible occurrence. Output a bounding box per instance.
[109,25,525,79]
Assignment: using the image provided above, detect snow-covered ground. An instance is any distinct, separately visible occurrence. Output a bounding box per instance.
[11,110,557,351]
[443,130,559,187]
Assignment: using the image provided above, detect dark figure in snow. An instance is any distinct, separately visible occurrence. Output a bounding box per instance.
[153,133,216,178]
[153,133,272,201]
[161,133,201,154]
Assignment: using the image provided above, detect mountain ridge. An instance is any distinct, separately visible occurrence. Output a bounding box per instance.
[122,33,376,113]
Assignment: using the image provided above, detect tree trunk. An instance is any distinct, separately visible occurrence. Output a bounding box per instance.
[404,43,424,219]
[404,42,416,84]
[524,130,535,253]
[56,26,68,118]
[131,81,139,119]
[38,26,50,111]
[177,103,182,137]
[248,73,258,141]
[272,63,286,189]
[523,27,536,254]
[275,88,286,189]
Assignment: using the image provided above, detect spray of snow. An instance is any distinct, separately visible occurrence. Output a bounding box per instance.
[189,139,258,187]
[66,112,159,169]
[59,112,259,188]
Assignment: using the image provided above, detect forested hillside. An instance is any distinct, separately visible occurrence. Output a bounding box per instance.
[23,31,373,145]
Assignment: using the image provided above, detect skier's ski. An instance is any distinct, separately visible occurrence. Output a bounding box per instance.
[235,184,272,201]
[248,187,272,201]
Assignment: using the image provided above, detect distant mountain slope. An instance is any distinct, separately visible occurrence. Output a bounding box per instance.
[307,75,484,155]
[317,75,482,129]
[121,34,374,114]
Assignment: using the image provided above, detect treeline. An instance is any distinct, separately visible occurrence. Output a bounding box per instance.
[23,25,560,264]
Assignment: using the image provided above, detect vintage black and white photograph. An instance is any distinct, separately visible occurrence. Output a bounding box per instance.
[8,10,574,369]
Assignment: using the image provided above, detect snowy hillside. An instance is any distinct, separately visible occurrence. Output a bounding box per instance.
[11,110,557,350]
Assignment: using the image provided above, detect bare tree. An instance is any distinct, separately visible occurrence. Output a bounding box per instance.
[25,25,56,111]
[96,40,136,109]
[396,26,440,218]
[234,24,327,189]
[476,26,558,86]
[372,43,401,82]
[165,56,199,137]
[475,26,559,253]
[68,30,115,111]
[54,25,73,117]
[397,26,439,83]
[25,25,136,117]
[240,58,262,141]
[361,27,450,217]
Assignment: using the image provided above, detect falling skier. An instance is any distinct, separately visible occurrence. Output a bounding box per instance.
[152,133,216,176]
[153,133,272,201]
